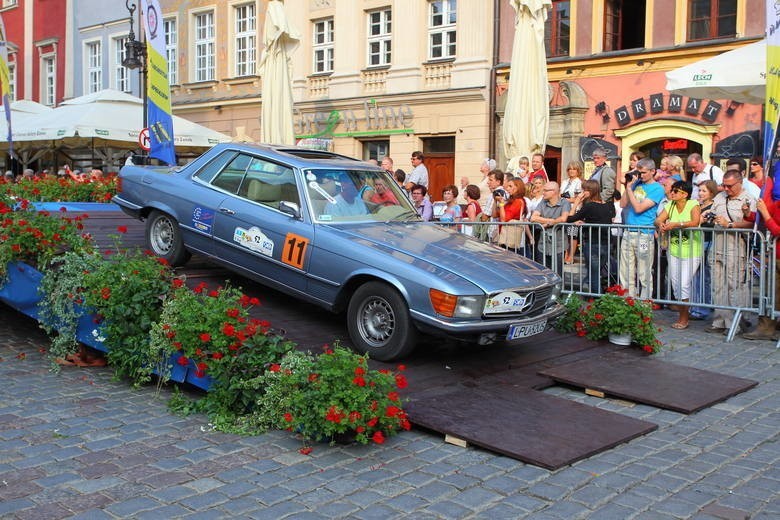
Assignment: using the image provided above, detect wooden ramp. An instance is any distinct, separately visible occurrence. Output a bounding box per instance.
[71,209,759,468]
[538,351,758,414]
[407,384,657,470]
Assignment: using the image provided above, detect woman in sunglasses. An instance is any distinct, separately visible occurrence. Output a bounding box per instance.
[655,181,702,329]
[748,158,765,190]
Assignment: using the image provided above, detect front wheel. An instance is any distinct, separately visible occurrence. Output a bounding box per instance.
[347,281,417,361]
[145,210,190,266]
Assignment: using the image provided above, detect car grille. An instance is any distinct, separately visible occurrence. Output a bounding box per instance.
[485,286,553,318]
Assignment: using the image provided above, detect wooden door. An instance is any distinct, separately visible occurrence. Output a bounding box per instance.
[425,155,454,201]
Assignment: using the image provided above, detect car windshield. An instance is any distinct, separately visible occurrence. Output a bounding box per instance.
[304,168,420,223]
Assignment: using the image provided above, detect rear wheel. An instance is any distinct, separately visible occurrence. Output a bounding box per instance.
[145,210,190,266]
[347,281,417,361]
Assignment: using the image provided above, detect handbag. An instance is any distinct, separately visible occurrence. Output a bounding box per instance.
[498,220,523,249]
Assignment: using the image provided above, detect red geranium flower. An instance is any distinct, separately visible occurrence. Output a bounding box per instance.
[116,225,127,234]
[176,355,189,366]
[395,374,408,389]
[354,366,365,376]
[299,446,313,455]
[352,375,366,387]
[269,363,281,372]
[372,431,385,444]
[283,412,294,423]
[199,333,211,342]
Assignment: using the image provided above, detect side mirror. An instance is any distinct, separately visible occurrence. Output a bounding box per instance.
[279,200,301,219]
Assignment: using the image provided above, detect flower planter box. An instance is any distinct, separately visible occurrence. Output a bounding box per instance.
[184,366,213,391]
[0,262,44,319]
[31,202,120,213]
[151,352,190,383]
[75,316,109,353]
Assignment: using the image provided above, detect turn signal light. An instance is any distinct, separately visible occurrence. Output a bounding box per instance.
[429,288,457,317]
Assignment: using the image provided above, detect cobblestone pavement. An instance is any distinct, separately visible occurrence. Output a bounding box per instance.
[0,306,778,520]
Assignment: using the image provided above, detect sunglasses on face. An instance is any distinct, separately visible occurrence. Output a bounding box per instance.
[751,162,759,166]
[721,182,739,189]
[671,188,688,195]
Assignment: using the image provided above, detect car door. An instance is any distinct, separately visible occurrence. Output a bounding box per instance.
[211,154,313,292]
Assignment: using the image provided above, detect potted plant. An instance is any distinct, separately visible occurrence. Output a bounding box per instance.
[249,344,411,450]
[38,248,105,370]
[153,282,297,432]
[575,285,661,354]
[6,175,118,203]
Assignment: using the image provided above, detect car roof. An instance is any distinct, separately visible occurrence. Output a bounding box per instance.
[211,142,377,171]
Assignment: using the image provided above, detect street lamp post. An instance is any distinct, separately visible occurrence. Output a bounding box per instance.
[122,0,147,159]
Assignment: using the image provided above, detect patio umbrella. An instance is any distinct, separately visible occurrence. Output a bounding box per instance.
[665,40,765,104]
[259,0,300,145]
[11,89,230,147]
[503,0,551,171]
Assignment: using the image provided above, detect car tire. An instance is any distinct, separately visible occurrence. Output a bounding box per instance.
[145,210,190,266]
[347,281,417,361]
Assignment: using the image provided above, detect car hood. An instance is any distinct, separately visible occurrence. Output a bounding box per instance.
[325,222,557,293]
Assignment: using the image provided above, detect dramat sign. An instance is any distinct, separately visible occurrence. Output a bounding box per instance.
[138,128,151,151]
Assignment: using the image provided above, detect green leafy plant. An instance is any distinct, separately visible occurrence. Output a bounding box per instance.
[0,199,92,279]
[576,285,661,353]
[38,249,104,371]
[80,232,174,385]
[151,282,295,431]
[554,293,584,334]
[249,344,411,448]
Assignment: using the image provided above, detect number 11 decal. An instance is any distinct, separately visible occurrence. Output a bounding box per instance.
[282,233,309,269]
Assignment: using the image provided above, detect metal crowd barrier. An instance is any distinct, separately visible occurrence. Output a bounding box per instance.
[435,219,771,344]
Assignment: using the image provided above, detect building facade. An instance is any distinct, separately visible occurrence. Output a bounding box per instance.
[0,0,71,107]
[162,0,496,198]
[496,0,766,180]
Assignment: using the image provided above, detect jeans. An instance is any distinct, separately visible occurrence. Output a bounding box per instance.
[584,241,607,295]
[690,240,712,317]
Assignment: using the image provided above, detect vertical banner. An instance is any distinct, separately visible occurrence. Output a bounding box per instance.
[0,15,13,156]
[766,2,780,199]
[143,0,176,165]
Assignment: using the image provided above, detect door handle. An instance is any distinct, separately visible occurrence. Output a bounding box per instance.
[219,207,235,215]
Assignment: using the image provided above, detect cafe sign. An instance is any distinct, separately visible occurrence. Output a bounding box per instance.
[614,93,722,128]
[294,99,414,138]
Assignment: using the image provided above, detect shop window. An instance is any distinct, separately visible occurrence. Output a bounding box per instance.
[603,0,645,51]
[423,136,455,154]
[234,3,256,77]
[687,0,737,42]
[545,1,570,58]
[164,18,178,85]
[428,0,456,60]
[363,140,389,162]
[194,10,215,82]
[367,9,391,67]
[313,18,334,74]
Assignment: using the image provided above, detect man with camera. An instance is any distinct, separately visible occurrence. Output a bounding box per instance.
[703,170,756,335]
[619,158,665,299]
[590,148,617,203]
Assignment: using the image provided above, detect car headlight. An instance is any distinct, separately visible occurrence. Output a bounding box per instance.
[429,289,484,318]
[549,282,563,303]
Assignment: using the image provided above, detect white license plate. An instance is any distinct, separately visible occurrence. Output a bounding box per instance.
[506,319,547,340]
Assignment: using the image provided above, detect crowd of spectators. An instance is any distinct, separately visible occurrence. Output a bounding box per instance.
[398,149,773,340]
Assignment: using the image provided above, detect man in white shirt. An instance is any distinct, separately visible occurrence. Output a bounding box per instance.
[688,153,724,199]
[404,151,429,191]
